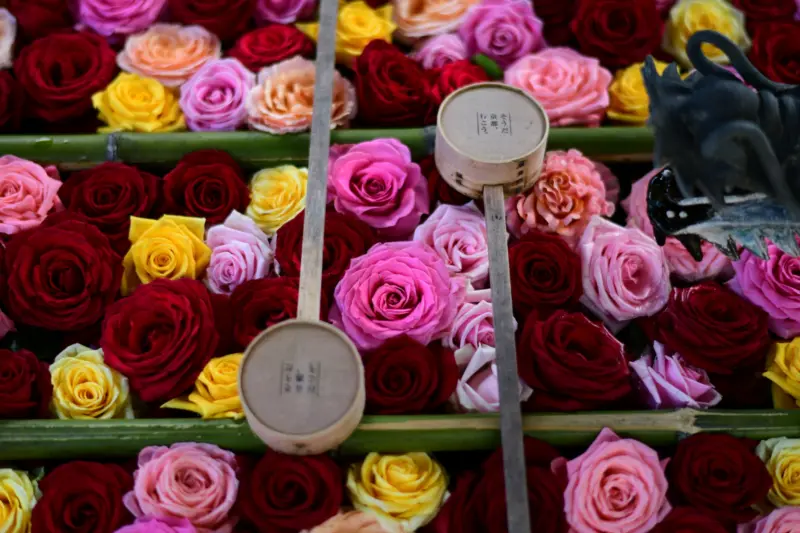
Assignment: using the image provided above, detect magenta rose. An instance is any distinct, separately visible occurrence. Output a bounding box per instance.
[332,241,465,351]
[0,155,62,235]
[115,517,197,533]
[411,34,468,69]
[77,0,166,40]
[738,507,800,533]
[180,58,255,132]
[205,211,274,295]
[254,0,316,24]
[328,139,429,239]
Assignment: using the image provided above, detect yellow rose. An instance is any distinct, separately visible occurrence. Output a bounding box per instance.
[92,72,186,133]
[162,353,244,419]
[50,343,133,420]
[608,60,673,125]
[757,437,800,507]
[765,339,800,409]
[0,469,39,533]
[298,1,396,66]
[121,214,212,295]
[247,165,308,234]
[346,452,448,532]
[663,0,750,67]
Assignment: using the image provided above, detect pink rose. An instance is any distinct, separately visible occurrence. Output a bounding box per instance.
[622,170,733,283]
[302,511,402,533]
[458,0,545,68]
[728,242,800,338]
[180,58,256,132]
[205,211,274,295]
[443,284,514,350]
[328,139,429,239]
[123,443,239,533]
[579,216,671,323]
[556,427,671,533]
[505,48,613,127]
[77,0,167,40]
[0,307,14,341]
[738,507,800,533]
[115,517,198,533]
[413,202,489,287]
[0,155,62,235]
[410,34,468,69]
[331,241,465,351]
[630,341,722,409]
[505,149,614,243]
[593,161,620,205]
[255,0,316,24]
[451,344,532,413]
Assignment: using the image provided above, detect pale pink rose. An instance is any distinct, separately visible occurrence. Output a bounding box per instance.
[413,202,489,287]
[331,241,465,351]
[505,48,613,127]
[738,507,800,533]
[302,511,402,533]
[579,216,671,323]
[505,149,614,243]
[328,139,428,239]
[255,0,317,24]
[205,211,274,295]
[0,155,62,235]
[114,517,198,533]
[450,344,532,413]
[246,56,356,134]
[123,443,239,533]
[458,0,544,68]
[180,58,256,132]
[555,427,671,533]
[395,0,481,40]
[443,283,515,350]
[630,341,722,409]
[0,307,14,341]
[410,34,468,69]
[77,0,167,40]
[0,9,16,70]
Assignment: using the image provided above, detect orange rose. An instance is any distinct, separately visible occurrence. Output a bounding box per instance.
[117,23,221,88]
[394,0,481,40]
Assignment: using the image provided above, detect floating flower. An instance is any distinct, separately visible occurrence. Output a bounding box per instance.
[395,0,480,40]
[410,33,468,69]
[0,9,16,69]
[77,0,166,40]
[180,58,255,132]
[246,165,307,234]
[608,60,671,124]
[92,73,186,133]
[0,469,38,533]
[204,211,274,295]
[756,437,800,507]
[255,0,316,24]
[162,354,244,420]
[663,0,751,66]
[458,0,544,68]
[0,155,62,235]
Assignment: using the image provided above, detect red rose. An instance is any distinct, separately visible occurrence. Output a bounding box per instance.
[162,150,249,225]
[59,162,160,255]
[534,0,577,46]
[710,370,772,409]
[228,24,315,72]
[427,438,567,533]
[238,450,343,533]
[429,59,490,105]
[749,22,800,84]
[101,279,219,403]
[418,155,471,210]
[168,0,255,42]
[353,40,436,127]
[666,434,772,524]
[31,462,133,533]
[0,72,23,132]
[651,507,730,533]
[2,216,122,331]
[274,210,377,298]
[517,310,631,411]
[0,349,51,419]
[14,31,117,123]
[642,282,771,374]
[509,231,583,322]
[731,0,796,23]
[570,0,663,69]
[363,336,458,415]
[8,0,73,42]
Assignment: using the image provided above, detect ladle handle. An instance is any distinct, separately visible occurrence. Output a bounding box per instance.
[298,0,340,321]
[484,184,532,533]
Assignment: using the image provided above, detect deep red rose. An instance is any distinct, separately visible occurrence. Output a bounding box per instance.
[228,24,315,72]
[534,0,577,46]
[666,434,772,525]
[641,282,771,374]
[60,162,160,255]
[353,40,436,127]
[31,462,133,533]
[570,0,663,69]
[14,31,117,123]
[168,0,255,42]
[162,150,249,225]
[363,336,458,415]
[274,210,377,298]
[430,60,490,105]
[0,349,51,419]
[509,231,582,322]
[101,278,219,403]
[2,216,122,331]
[426,438,567,533]
[8,0,72,42]
[731,0,796,23]
[749,22,800,84]
[650,507,730,533]
[517,310,631,411]
[238,450,343,533]
[418,155,471,210]
[0,72,23,132]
